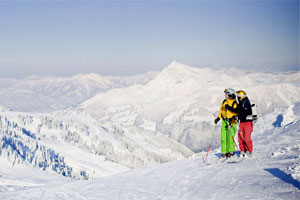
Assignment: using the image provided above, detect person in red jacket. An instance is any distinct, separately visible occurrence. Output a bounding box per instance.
[226,90,253,157]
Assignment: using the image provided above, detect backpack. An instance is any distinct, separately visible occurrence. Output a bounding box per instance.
[245,99,258,121]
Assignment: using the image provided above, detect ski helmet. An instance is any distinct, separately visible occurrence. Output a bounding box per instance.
[236,90,246,100]
[224,88,236,99]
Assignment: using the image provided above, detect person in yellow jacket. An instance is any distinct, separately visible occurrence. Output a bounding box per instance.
[214,88,239,159]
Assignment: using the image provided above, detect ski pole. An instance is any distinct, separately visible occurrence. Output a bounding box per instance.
[228,124,240,152]
[225,105,239,152]
[204,125,216,164]
[204,144,211,164]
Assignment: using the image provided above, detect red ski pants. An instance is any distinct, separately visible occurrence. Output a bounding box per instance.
[238,121,253,153]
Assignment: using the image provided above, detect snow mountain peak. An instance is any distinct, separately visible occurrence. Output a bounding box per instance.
[152,61,202,86]
[164,60,199,74]
[168,60,190,68]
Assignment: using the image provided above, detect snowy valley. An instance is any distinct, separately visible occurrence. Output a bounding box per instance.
[0,61,299,199]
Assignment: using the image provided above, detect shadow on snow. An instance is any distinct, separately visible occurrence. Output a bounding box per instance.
[272,114,283,127]
[264,168,300,190]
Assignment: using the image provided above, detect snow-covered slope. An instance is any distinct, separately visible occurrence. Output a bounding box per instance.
[0,108,192,180]
[1,102,299,199]
[0,72,158,112]
[77,61,300,151]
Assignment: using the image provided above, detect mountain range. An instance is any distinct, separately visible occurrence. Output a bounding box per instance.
[0,61,299,181]
[0,71,158,112]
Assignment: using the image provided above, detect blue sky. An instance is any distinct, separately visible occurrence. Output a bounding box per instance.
[0,0,299,78]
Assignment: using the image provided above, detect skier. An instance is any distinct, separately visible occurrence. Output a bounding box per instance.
[226,90,254,157]
[214,88,239,159]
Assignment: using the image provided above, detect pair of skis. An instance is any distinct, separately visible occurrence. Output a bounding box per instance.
[215,153,246,164]
[226,155,246,163]
[204,154,246,165]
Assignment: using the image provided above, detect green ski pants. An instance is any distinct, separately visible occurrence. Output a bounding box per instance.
[221,120,236,154]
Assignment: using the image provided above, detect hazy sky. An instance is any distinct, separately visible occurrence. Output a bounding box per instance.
[0,0,299,78]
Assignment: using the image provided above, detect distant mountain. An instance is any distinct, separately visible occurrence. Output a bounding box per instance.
[0,72,159,112]
[77,61,300,152]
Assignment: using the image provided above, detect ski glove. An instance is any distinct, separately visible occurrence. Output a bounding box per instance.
[228,116,238,125]
[225,104,239,113]
[214,117,220,124]
[225,104,233,111]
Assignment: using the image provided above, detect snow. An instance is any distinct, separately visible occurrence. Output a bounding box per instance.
[0,103,299,199]
[0,109,192,180]
[0,61,299,199]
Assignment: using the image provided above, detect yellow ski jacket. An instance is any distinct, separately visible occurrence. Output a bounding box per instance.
[217,98,238,123]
